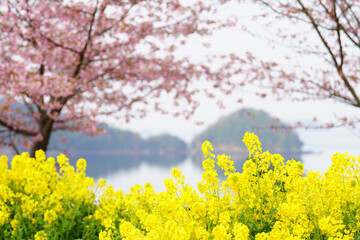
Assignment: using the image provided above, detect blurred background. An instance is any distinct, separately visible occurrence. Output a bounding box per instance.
[48,107,360,194]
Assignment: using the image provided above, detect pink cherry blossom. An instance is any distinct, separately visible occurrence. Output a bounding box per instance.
[0,0,237,156]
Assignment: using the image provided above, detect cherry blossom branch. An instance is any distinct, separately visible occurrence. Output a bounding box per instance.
[0,119,37,137]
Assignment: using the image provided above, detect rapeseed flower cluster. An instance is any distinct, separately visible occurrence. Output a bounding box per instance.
[0,132,359,239]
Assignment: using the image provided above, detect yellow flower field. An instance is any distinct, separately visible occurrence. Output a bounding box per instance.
[0,132,359,239]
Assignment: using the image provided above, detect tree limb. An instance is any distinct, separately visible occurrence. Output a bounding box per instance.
[0,119,37,136]
[296,0,360,107]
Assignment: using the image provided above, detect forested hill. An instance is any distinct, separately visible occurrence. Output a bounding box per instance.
[50,125,187,155]
[192,108,303,155]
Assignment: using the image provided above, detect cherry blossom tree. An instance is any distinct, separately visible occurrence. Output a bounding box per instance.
[227,0,360,130]
[0,0,236,156]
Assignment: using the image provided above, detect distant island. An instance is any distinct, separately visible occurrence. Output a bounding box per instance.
[42,125,188,178]
[50,108,303,160]
[192,108,303,161]
[50,125,187,156]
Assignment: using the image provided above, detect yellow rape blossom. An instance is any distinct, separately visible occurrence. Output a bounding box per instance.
[10,219,20,230]
[0,203,9,226]
[233,222,250,240]
[76,158,87,172]
[212,224,232,240]
[44,209,57,223]
[34,231,48,240]
[57,153,69,167]
[201,140,215,158]
[0,132,359,239]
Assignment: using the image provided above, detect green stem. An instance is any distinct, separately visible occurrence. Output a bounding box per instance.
[65,202,81,240]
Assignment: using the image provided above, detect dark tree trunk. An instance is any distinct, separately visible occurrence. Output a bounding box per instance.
[30,112,54,158]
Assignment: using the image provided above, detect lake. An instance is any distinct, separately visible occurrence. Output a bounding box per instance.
[66,128,360,194]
